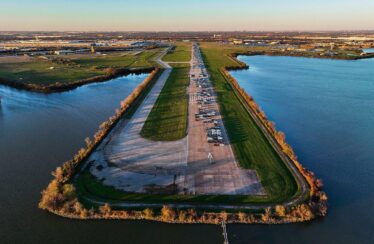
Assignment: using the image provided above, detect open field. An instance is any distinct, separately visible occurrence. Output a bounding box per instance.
[0,49,161,86]
[140,65,190,141]
[72,50,160,69]
[162,42,192,62]
[199,43,299,203]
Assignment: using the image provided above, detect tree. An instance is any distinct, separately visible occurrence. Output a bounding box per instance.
[178,210,187,222]
[73,201,84,215]
[85,137,92,148]
[161,205,175,222]
[39,179,64,210]
[220,211,228,221]
[275,205,286,217]
[100,203,112,216]
[80,208,89,219]
[238,212,247,222]
[261,207,272,222]
[187,209,197,222]
[52,167,64,182]
[299,204,314,220]
[143,208,154,219]
[62,184,76,200]
[316,179,324,189]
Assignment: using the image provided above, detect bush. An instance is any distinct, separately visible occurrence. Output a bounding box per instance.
[275,205,286,217]
[161,205,176,222]
[99,203,112,216]
[142,208,154,219]
[62,184,76,200]
[238,212,247,222]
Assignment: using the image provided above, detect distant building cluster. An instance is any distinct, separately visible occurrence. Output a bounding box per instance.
[0,31,373,58]
[0,37,164,57]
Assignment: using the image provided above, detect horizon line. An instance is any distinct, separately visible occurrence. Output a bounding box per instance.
[1,29,374,33]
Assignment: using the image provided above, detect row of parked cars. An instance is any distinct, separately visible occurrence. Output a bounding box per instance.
[192,43,224,145]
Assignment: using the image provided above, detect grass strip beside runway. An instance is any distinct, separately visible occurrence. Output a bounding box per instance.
[199,43,298,203]
[141,66,189,141]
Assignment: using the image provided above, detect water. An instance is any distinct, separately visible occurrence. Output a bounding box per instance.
[0,74,221,244]
[363,48,374,53]
[229,56,374,244]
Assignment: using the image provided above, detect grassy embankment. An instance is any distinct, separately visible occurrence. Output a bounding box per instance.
[199,43,300,203]
[140,43,191,141]
[0,49,161,87]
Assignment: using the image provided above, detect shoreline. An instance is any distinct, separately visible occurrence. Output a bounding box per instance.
[3,48,372,94]
[219,52,327,213]
[46,207,317,225]
[0,67,155,93]
[230,50,374,61]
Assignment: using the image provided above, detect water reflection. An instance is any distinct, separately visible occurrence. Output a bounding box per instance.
[230,56,374,244]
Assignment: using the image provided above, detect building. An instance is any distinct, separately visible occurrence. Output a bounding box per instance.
[54,50,74,55]
[231,40,243,45]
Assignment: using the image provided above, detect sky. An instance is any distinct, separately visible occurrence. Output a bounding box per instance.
[0,0,374,31]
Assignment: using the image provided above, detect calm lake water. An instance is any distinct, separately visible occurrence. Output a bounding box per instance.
[1,55,373,243]
[363,48,374,53]
[0,74,221,244]
[229,56,374,244]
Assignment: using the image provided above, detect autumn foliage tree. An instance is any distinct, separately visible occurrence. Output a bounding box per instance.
[161,205,176,222]
[99,203,112,216]
[142,208,154,219]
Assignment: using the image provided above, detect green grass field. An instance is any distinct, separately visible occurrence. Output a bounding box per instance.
[163,42,191,62]
[140,65,190,141]
[0,49,161,86]
[73,49,160,69]
[199,43,299,202]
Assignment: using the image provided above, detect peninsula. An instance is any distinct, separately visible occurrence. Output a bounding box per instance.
[39,41,328,224]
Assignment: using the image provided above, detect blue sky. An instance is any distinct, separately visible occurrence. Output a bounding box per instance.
[1,0,373,31]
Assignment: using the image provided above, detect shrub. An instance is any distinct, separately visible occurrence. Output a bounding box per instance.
[238,212,247,222]
[39,179,64,210]
[62,184,76,200]
[99,203,112,216]
[275,205,286,217]
[261,207,272,222]
[142,208,154,219]
[178,210,187,222]
[161,205,176,222]
[220,211,228,221]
